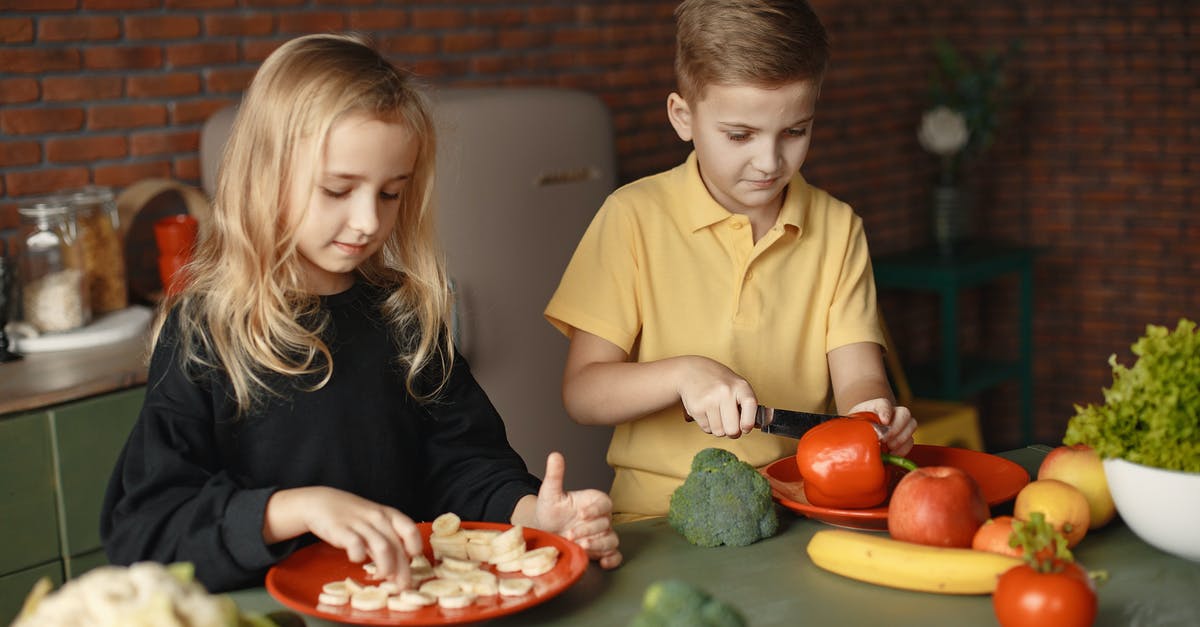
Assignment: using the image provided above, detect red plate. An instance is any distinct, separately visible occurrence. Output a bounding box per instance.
[763,444,1030,530]
[266,521,587,626]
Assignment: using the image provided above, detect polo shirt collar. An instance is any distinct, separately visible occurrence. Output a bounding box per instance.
[681,151,809,236]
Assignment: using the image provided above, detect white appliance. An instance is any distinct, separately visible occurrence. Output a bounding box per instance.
[431,87,616,490]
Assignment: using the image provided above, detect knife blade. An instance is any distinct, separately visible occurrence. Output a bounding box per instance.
[756,406,889,440]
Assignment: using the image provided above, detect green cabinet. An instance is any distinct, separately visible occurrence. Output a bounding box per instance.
[0,386,144,625]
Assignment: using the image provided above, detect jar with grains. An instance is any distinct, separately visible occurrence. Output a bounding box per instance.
[64,185,128,314]
[16,199,90,333]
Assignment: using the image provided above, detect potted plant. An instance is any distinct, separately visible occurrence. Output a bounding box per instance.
[916,38,1016,251]
[1063,318,1200,562]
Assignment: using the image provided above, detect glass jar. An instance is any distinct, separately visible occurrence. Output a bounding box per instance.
[64,185,128,314]
[16,199,90,333]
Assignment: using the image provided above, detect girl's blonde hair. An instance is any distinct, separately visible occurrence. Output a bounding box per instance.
[674,0,829,102]
[161,32,451,413]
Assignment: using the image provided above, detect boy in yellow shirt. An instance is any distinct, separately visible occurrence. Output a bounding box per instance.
[545,0,917,522]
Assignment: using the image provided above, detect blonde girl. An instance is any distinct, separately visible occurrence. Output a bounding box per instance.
[102,33,621,593]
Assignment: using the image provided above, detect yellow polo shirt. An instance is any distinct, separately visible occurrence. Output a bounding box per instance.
[545,152,883,520]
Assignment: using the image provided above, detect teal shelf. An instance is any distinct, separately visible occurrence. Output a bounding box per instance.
[907,358,1023,399]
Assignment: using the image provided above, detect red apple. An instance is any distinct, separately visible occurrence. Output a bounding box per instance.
[888,465,990,548]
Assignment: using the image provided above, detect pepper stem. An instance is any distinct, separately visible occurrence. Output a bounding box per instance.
[881,453,918,473]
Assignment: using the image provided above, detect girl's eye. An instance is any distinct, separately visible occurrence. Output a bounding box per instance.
[379,191,400,201]
[322,187,351,199]
[726,132,750,142]
[785,127,808,138]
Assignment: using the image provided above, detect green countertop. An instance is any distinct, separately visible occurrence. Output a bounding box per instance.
[229,446,1200,626]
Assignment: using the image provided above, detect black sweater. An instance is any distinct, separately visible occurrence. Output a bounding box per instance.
[100,282,541,592]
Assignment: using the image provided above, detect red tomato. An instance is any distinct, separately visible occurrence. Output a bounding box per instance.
[993,561,1097,627]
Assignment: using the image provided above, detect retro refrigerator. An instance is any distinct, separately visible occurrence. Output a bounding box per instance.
[431,87,617,490]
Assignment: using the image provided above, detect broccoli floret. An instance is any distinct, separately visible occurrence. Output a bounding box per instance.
[668,447,779,547]
[628,579,746,627]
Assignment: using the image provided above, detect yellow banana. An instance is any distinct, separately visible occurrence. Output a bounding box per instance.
[806,529,1022,594]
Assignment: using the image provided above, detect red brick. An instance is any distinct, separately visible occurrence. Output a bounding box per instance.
[380,34,438,56]
[527,6,573,25]
[39,16,121,42]
[0,141,40,168]
[4,168,90,197]
[168,0,236,8]
[125,15,201,41]
[83,46,163,71]
[347,10,407,31]
[0,78,39,104]
[1,108,85,135]
[166,41,238,67]
[204,13,274,37]
[278,11,345,34]
[171,98,236,125]
[497,30,551,50]
[130,130,199,156]
[4,0,76,9]
[0,17,33,43]
[42,76,124,102]
[172,155,201,183]
[204,67,257,94]
[93,161,172,188]
[46,135,129,163]
[472,8,525,27]
[411,9,469,30]
[0,48,81,74]
[82,0,159,8]
[315,0,371,5]
[126,72,201,98]
[87,104,167,130]
[441,32,495,54]
[241,38,288,63]
[244,0,304,7]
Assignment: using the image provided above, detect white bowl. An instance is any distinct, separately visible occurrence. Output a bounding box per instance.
[1103,458,1200,562]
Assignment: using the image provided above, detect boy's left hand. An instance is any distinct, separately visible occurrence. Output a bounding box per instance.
[531,452,623,569]
[846,398,916,456]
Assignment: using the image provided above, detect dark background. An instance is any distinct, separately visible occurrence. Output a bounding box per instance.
[2,0,1196,451]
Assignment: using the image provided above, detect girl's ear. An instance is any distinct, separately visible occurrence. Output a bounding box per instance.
[666,92,694,142]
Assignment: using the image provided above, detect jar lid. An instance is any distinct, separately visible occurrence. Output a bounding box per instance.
[17,197,72,219]
[63,184,115,205]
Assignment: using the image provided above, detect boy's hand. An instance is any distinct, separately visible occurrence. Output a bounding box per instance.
[528,452,623,569]
[267,486,423,587]
[846,398,917,456]
[676,355,758,438]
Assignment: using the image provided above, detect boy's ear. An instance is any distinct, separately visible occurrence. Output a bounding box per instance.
[666,92,694,142]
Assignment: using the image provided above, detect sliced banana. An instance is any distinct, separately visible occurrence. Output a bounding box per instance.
[489,545,525,565]
[521,559,555,577]
[350,587,388,611]
[386,598,422,612]
[321,581,348,595]
[377,580,402,595]
[431,512,462,537]
[342,577,365,595]
[491,525,525,554]
[494,557,524,573]
[410,554,432,569]
[498,577,534,597]
[462,529,501,542]
[419,579,463,598]
[317,591,349,606]
[430,534,469,561]
[410,566,436,583]
[437,593,476,609]
[465,541,493,562]
[397,590,436,607]
[440,556,481,573]
[523,546,560,562]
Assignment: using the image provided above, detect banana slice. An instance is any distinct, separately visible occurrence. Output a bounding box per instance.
[465,540,493,562]
[410,566,436,583]
[523,546,560,562]
[397,590,436,607]
[430,535,469,560]
[521,558,555,577]
[386,598,422,612]
[498,577,534,597]
[419,579,463,598]
[317,591,349,606]
[431,512,462,537]
[437,593,476,609]
[350,587,388,611]
[321,581,348,595]
[491,525,525,554]
[410,554,432,569]
[343,577,365,594]
[489,545,525,565]
[377,580,402,595]
[462,529,501,543]
[493,557,524,573]
[439,556,481,573]
[461,571,498,596]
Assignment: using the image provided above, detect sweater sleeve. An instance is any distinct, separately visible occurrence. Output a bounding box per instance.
[99,315,297,592]
[419,352,542,523]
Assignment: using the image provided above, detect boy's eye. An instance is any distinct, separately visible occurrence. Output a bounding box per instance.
[322,187,351,199]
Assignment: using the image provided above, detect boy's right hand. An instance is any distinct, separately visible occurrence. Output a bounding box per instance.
[676,355,758,439]
[265,486,423,587]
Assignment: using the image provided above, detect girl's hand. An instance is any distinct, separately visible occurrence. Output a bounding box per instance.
[267,486,423,586]
[524,452,623,569]
[846,398,917,456]
[676,355,757,438]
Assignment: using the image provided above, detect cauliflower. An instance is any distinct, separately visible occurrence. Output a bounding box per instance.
[628,579,745,627]
[667,447,779,547]
[10,562,294,627]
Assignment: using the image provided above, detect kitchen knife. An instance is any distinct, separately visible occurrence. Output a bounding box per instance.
[756,406,889,440]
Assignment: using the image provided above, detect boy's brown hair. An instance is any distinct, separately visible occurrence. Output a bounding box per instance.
[674,0,829,101]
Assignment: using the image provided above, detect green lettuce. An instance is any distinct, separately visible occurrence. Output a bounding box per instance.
[1064,319,1200,473]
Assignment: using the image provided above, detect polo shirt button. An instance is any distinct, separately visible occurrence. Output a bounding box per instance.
[730,221,744,230]
[745,271,754,280]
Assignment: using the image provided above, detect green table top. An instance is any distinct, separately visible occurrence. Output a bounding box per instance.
[229,446,1200,626]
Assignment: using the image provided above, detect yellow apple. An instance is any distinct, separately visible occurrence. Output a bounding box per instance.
[1038,444,1116,529]
[1014,479,1090,547]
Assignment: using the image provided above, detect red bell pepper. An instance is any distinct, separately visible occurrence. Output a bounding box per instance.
[794,412,917,509]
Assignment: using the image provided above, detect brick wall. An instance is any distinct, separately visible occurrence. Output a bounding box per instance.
[1,0,1196,451]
